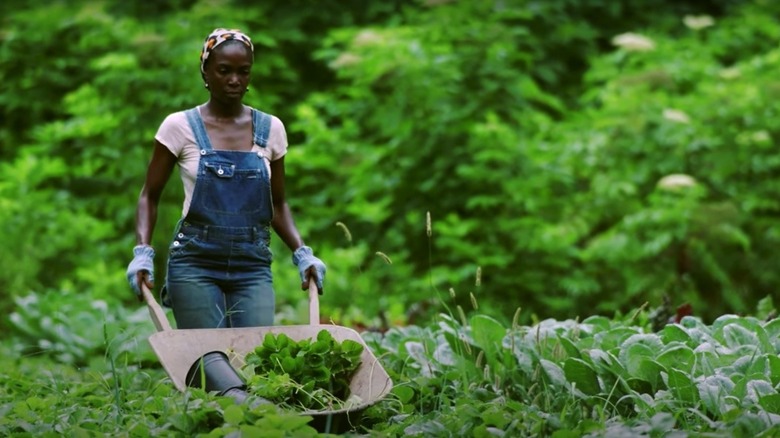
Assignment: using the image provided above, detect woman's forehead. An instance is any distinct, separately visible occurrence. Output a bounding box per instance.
[210,42,253,63]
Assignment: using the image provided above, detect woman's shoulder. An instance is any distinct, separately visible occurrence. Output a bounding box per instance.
[249,107,286,136]
[249,107,287,155]
[156,110,195,153]
[249,107,282,123]
[160,109,191,127]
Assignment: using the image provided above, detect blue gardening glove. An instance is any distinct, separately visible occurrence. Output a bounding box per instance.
[292,246,326,294]
[127,245,155,296]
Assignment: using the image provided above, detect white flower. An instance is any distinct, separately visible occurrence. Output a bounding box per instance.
[719,67,741,80]
[611,33,656,52]
[657,174,697,191]
[663,108,691,124]
[684,15,715,31]
[329,53,361,69]
[353,30,382,47]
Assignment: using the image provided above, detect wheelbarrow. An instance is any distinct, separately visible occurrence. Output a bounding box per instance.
[140,280,393,432]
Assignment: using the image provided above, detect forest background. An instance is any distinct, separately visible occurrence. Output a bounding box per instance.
[2,0,779,350]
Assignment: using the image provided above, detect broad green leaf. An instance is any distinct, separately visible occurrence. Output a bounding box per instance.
[391,385,415,404]
[341,339,365,357]
[470,314,507,346]
[223,404,244,425]
[595,327,640,351]
[563,357,601,396]
[262,333,279,351]
[281,356,297,373]
[471,314,507,369]
[168,413,194,433]
[656,344,695,374]
[582,316,611,332]
[310,340,330,354]
[665,368,699,405]
[721,324,761,349]
[745,378,776,402]
[540,359,567,388]
[316,330,334,343]
[659,324,691,345]
[713,317,773,352]
[557,335,582,359]
[480,404,511,428]
[627,377,652,394]
[621,343,656,379]
[763,318,780,346]
[759,394,780,414]
[636,359,666,392]
[698,374,736,416]
[619,333,663,377]
[756,296,776,321]
[768,354,780,387]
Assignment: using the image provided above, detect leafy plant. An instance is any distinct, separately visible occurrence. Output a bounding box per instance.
[7,288,157,367]
[242,330,364,411]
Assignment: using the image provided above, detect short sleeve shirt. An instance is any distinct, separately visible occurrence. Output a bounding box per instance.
[155,108,288,217]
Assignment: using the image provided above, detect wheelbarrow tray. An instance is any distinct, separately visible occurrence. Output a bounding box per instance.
[147,324,392,415]
[141,283,393,421]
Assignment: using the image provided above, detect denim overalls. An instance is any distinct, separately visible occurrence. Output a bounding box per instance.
[164,107,275,329]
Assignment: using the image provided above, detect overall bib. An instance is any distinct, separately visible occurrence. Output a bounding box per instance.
[164,107,275,329]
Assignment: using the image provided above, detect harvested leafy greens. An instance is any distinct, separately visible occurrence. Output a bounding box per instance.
[241,330,364,411]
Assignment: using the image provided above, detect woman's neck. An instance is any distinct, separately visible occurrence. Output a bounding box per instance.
[203,100,245,120]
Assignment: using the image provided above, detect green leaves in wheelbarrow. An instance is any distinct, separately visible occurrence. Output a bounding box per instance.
[242,330,364,411]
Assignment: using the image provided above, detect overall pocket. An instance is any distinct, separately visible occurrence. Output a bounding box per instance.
[168,231,200,258]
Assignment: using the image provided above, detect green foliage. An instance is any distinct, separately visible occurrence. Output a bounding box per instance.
[8,288,158,367]
[2,299,780,435]
[0,344,318,436]
[284,0,777,322]
[6,0,780,435]
[359,307,780,436]
[242,330,364,411]
[0,0,777,367]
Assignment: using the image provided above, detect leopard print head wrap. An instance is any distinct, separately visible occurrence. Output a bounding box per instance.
[199,28,254,74]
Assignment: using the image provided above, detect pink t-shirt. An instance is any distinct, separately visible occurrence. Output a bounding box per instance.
[154,108,288,217]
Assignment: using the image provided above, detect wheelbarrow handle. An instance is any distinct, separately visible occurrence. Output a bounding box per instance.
[141,283,173,332]
[308,278,320,326]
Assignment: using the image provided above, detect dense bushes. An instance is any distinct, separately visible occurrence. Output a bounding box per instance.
[0,0,775,332]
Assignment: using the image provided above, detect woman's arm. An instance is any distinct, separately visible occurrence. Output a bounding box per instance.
[270,156,328,291]
[134,140,177,288]
[136,140,177,245]
[270,156,305,251]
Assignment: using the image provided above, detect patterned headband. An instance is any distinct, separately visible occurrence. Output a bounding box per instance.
[200,28,254,74]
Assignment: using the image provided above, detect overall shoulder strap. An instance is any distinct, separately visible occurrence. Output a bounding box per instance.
[252,109,272,148]
[184,108,213,151]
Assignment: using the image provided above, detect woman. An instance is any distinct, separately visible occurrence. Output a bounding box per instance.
[126,28,325,329]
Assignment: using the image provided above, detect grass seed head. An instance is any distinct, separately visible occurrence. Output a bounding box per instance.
[375,251,392,264]
[470,292,479,310]
[335,221,352,243]
[457,305,467,326]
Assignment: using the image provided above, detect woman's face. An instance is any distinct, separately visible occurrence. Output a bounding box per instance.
[203,41,253,103]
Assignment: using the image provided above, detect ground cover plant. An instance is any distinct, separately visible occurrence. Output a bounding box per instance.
[1,297,778,436]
